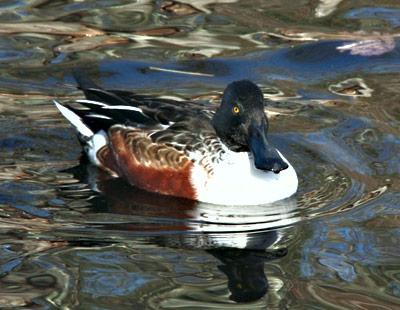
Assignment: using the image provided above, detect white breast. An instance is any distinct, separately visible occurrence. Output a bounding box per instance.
[190,148,298,205]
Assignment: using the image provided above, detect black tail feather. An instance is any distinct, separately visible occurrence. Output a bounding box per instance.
[82,88,130,106]
[73,69,135,106]
[72,69,99,90]
[81,116,116,133]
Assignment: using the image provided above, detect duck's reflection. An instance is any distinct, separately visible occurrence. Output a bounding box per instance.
[210,247,287,302]
[65,162,299,303]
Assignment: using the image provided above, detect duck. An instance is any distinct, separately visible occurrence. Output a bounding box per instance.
[54,74,298,205]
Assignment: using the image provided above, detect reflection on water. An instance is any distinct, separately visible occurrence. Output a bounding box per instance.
[209,247,287,303]
[0,0,400,308]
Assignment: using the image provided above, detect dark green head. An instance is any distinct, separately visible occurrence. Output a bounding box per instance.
[212,80,288,173]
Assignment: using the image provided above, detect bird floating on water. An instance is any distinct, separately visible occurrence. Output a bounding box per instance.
[54,75,298,205]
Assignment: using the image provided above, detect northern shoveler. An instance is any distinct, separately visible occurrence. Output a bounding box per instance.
[54,75,298,205]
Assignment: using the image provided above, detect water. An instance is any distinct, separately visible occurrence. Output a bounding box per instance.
[0,0,399,308]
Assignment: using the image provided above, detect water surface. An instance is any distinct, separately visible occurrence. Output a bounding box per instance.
[0,0,399,308]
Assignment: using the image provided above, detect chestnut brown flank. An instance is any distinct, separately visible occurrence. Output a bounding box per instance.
[97,126,196,200]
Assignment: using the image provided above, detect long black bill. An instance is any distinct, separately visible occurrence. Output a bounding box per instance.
[247,122,288,174]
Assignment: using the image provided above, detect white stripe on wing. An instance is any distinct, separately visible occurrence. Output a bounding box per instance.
[102,105,143,112]
[76,99,107,106]
[85,114,112,120]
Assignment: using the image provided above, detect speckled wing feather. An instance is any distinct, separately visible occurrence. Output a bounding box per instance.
[149,119,225,176]
[106,126,191,170]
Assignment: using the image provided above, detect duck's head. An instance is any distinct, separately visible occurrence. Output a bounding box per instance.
[212,80,288,174]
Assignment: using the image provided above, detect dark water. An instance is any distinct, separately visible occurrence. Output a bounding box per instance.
[0,0,400,308]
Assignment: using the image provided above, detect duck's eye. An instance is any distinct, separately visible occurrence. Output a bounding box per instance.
[232,106,240,114]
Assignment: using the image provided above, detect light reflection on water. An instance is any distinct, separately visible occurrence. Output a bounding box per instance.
[0,0,400,308]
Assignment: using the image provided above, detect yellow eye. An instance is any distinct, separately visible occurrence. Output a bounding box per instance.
[232,106,240,114]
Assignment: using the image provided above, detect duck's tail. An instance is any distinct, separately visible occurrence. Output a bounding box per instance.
[53,100,94,139]
[53,71,154,166]
[53,99,110,167]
